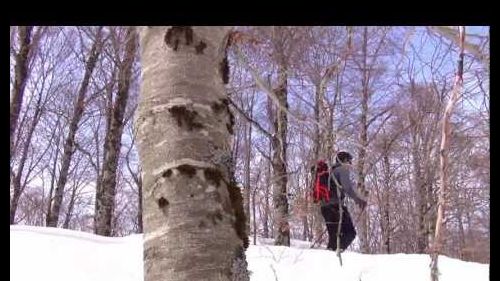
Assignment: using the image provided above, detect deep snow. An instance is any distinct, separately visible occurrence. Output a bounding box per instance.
[10,225,489,281]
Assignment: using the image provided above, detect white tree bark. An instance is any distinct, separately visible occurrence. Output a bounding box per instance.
[430,26,465,281]
[136,26,249,281]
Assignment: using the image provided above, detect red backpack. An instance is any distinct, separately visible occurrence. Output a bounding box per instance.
[312,160,330,203]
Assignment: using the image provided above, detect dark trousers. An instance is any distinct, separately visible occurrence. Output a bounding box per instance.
[321,204,356,251]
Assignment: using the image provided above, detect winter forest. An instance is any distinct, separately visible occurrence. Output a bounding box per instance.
[10,26,489,281]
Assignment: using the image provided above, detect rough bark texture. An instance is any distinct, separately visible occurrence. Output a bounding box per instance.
[136,26,249,281]
[10,26,33,161]
[94,27,137,236]
[271,61,290,246]
[46,28,103,227]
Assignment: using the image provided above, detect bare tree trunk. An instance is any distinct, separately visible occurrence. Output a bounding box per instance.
[137,174,143,233]
[356,26,371,253]
[10,85,48,224]
[252,171,259,245]
[381,152,392,253]
[430,26,465,281]
[63,183,78,229]
[263,139,271,239]
[46,27,103,227]
[136,26,249,281]
[46,127,62,224]
[10,26,33,161]
[272,60,290,246]
[243,103,253,239]
[94,27,137,236]
[411,130,428,253]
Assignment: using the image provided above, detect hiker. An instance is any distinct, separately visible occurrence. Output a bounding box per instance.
[313,151,367,252]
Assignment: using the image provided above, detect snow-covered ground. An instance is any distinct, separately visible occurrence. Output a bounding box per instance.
[10,225,489,281]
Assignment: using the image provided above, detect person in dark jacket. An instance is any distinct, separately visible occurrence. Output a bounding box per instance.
[317,151,367,252]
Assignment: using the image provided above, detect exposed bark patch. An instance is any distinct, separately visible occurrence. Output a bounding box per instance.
[177,164,197,178]
[195,41,207,54]
[211,98,234,134]
[204,168,224,187]
[168,105,204,131]
[164,26,193,51]
[227,180,249,249]
[162,169,172,178]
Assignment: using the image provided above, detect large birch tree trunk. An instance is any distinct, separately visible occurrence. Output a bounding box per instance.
[136,26,249,281]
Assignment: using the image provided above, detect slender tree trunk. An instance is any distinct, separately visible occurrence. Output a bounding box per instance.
[412,131,428,253]
[430,26,465,281]
[46,129,61,224]
[382,153,391,254]
[457,212,466,260]
[95,27,137,236]
[46,27,103,227]
[311,81,326,243]
[63,183,78,229]
[10,26,33,161]
[10,88,47,224]
[272,60,290,246]
[356,26,371,253]
[137,174,143,233]
[136,26,249,281]
[243,106,253,239]
[252,174,258,245]
[263,139,271,239]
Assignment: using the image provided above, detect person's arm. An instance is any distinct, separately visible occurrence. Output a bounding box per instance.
[335,166,366,206]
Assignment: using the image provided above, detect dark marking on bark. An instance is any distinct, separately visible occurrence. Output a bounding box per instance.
[162,169,172,178]
[226,123,234,135]
[195,41,207,54]
[226,110,235,135]
[204,168,224,187]
[219,57,230,84]
[177,164,196,178]
[158,197,169,208]
[211,101,225,114]
[227,179,249,248]
[164,26,193,51]
[198,220,207,228]
[190,194,194,198]
[168,105,204,131]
